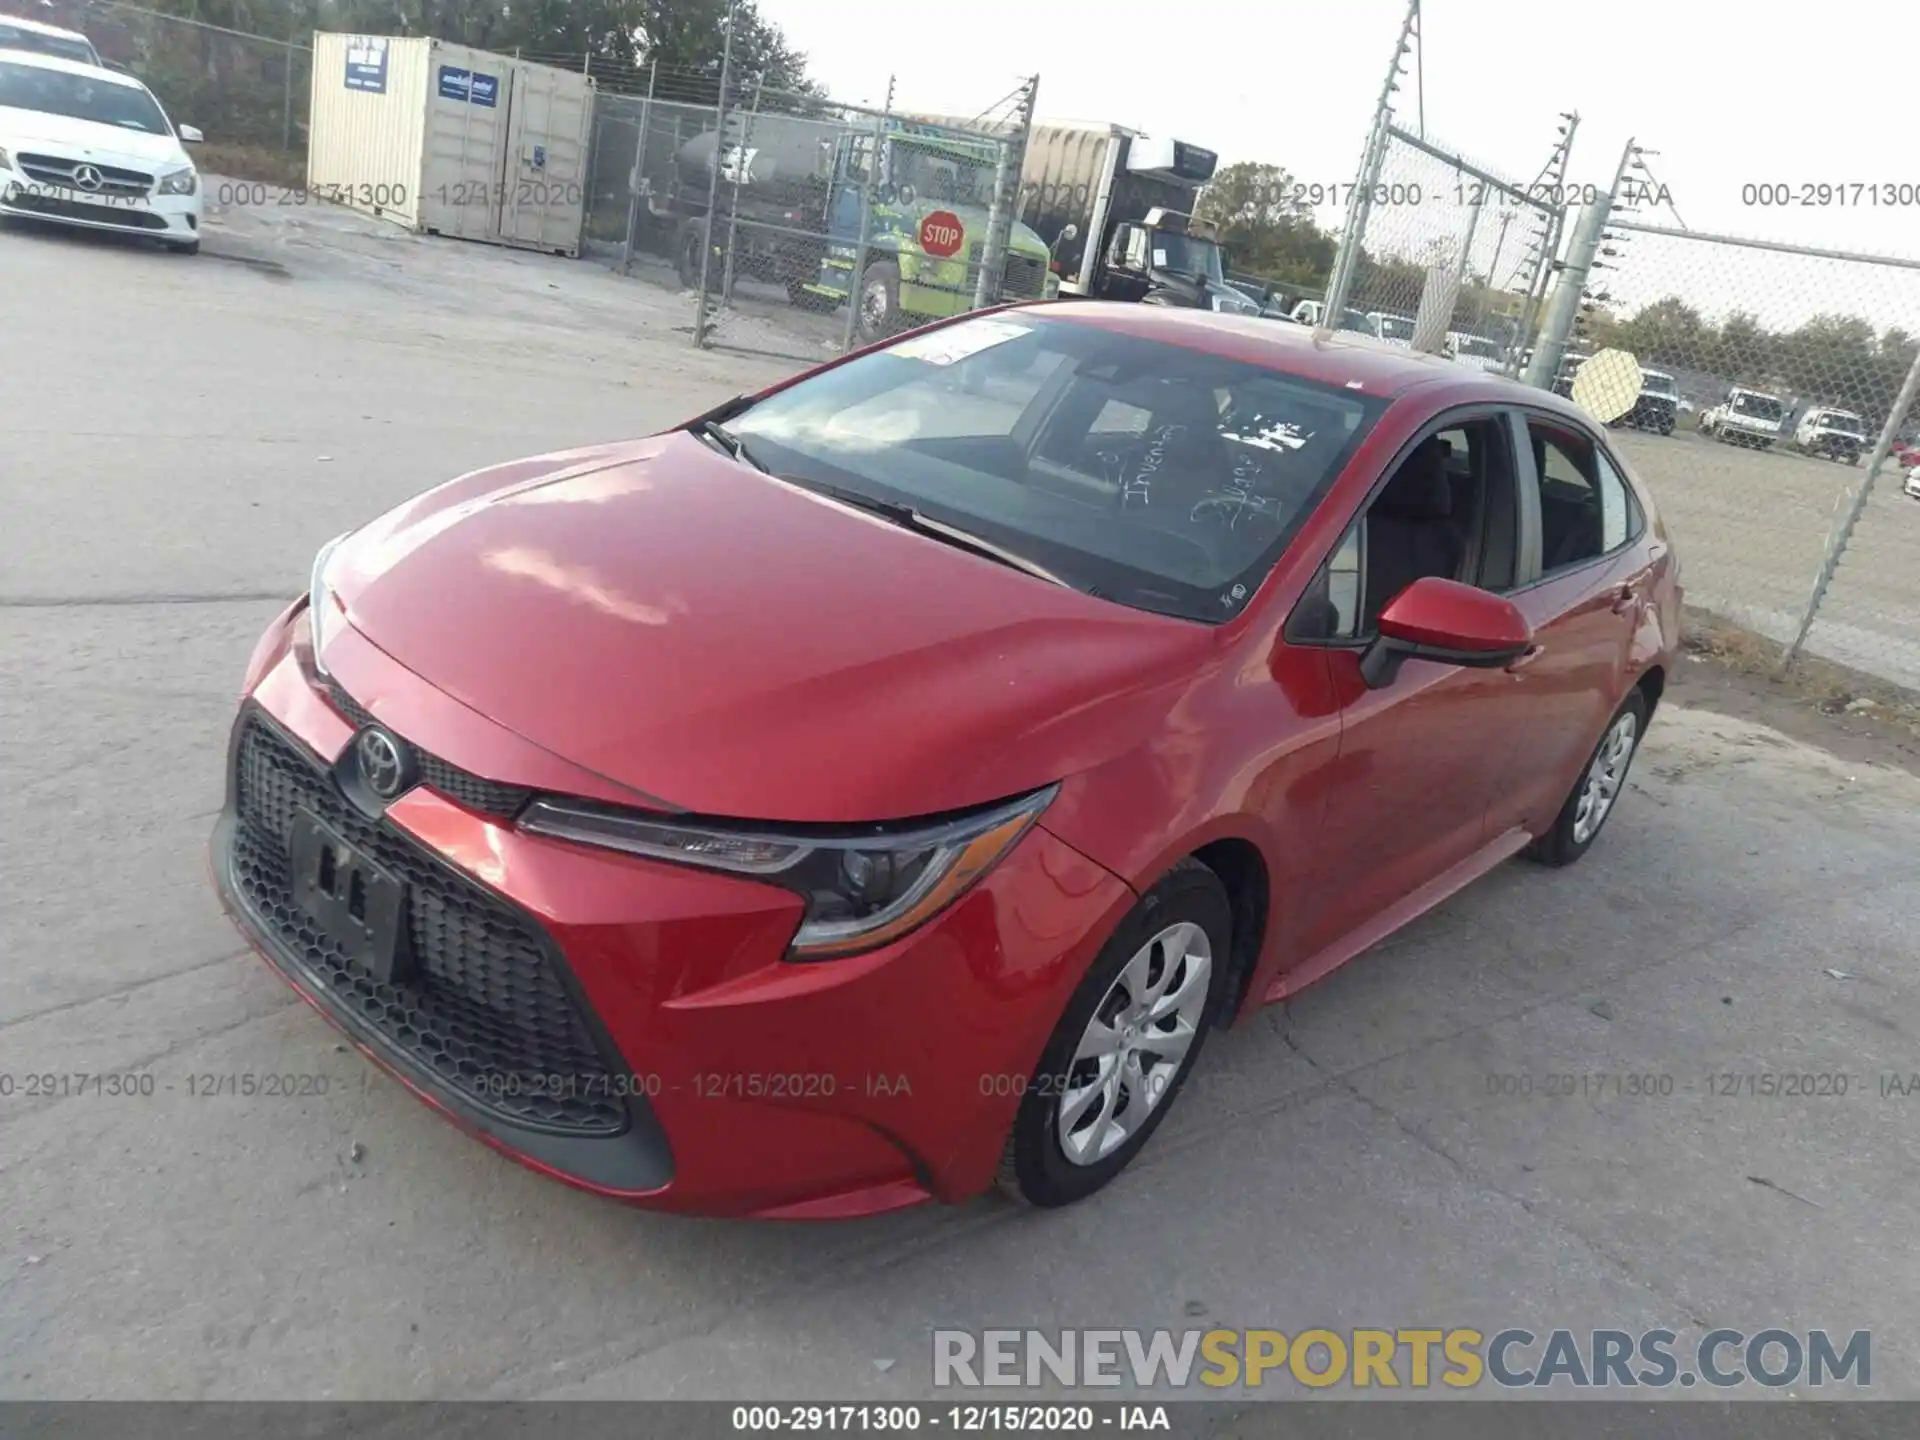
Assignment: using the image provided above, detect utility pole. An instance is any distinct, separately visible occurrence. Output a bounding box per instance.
[1524,135,1631,391]
[972,74,1039,310]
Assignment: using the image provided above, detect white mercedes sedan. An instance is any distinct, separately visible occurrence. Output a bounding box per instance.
[0,50,204,254]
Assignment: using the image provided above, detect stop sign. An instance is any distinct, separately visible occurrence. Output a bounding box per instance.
[919,210,965,259]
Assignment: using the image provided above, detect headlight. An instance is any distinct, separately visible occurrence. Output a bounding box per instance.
[307,532,350,678]
[519,787,1057,959]
[0,146,12,172]
[157,166,197,197]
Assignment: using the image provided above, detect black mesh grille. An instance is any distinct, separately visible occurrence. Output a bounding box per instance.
[326,684,532,820]
[3,193,170,229]
[229,714,627,1135]
[1001,254,1048,300]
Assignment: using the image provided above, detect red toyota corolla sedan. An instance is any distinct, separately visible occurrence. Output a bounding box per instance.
[211,303,1681,1218]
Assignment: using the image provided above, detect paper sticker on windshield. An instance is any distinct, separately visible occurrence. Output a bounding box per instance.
[1152,249,1170,268]
[891,316,1032,367]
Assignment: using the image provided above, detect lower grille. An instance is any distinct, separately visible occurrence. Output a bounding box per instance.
[229,713,627,1135]
[2,191,168,229]
[326,683,533,820]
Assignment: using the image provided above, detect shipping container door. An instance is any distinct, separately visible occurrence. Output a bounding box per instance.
[416,43,510,242]
[495,63,592,256]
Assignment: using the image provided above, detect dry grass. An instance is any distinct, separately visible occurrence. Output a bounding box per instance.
[195,144,307,192]
[1683,605,1920,734]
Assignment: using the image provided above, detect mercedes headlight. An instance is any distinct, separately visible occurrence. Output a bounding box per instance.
[519,787,1057,959]
[0,146,12,172]
[307,532,350,678]
[156,166,198,197]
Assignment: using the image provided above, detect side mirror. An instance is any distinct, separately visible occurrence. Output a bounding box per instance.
[178,125,204,144]
[1057,223,1079,244]
[1359,577,1534,689]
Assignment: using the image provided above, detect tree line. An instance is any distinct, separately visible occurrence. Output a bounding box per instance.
[42,0,817,154]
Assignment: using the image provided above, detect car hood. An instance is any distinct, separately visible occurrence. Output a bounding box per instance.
[330,433,1218,823]
[0,106,188,167]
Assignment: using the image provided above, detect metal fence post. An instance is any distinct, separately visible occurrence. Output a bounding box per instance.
[839,78,894,355]
[971,74,1037,311]
[621,61,658,276]
[1522,137,1628,390]
[1780,344,1920,673]
[282,28,296,154]
[1322,0,1418,324]
[692,0,739,349]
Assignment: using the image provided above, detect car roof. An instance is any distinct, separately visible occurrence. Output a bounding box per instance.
[1015,301,1595,416]
[0,46,139,85]
[0,14,90,39]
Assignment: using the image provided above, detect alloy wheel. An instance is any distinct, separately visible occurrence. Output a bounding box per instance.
[1056,921,1212,1167]
[1572,711,1639,845]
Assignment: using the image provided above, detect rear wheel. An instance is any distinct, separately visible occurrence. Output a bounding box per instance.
[1526,690,1649,868]
[996,860,1232,1209]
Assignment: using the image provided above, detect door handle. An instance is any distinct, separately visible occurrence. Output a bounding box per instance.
[1506,644,1544,673]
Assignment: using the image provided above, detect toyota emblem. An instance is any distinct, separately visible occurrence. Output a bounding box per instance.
[356,727,410,800]
[72,165,105,192]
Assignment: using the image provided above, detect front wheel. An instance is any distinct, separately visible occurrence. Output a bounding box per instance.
[1526,690,1649,868]
[853,258,901,343]
[996,859,1233,1209]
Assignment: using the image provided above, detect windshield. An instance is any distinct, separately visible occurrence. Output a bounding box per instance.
[0,26,96,63]
[1149,230,1224,283]
[0,59,168,132]
[1374,315,1416,342]
[1458,336,1501,359]
[1815,411,1865,435]
[888,142,984,206]
[723,313,1386,621]
[1732,392,1784,421]
[1337,309,1370,334]
[1641,372,1677,395]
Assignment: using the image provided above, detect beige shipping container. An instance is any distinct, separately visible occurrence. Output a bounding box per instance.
[307,34,594,256]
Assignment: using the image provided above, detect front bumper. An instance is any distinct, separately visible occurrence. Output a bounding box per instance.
[0,171,200,241]
[209,602,1135,1217]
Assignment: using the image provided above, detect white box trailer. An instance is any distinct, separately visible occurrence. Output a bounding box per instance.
[307,34,594,256]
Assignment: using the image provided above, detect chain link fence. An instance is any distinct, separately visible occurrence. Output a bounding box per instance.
[1564,216,1920,689]
[1321,124,1567,373]
[37,0,311,183]
[580,67,1037,362]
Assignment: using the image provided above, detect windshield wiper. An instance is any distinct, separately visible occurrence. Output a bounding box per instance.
[790,479,1074,589]
[689,417,771,474]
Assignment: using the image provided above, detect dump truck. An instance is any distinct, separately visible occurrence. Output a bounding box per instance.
[1016,124,1256,314]
[655,111,1055,341]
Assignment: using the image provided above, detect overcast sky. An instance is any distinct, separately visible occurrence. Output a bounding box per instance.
[763,0,1920,334]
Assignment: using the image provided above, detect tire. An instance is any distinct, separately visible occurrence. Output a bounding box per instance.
[996,859,1233,1209]
[165,239,200,256]
[674,221,717,292]
[1525,689,1649,868]
[853,258,901,344]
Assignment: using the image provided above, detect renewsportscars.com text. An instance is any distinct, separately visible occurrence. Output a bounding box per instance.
[932,1327,1871,1391]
